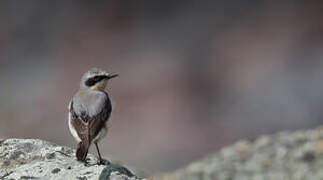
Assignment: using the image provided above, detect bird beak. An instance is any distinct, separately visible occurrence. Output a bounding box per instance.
[106,73,119,79]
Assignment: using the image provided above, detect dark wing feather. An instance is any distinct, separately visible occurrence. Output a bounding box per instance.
[69,100,89,141]
[70,91,112,141]
[69,100,90,161]
[88,92,112,141]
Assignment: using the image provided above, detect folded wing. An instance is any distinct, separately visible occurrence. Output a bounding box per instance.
[69,91,112,161]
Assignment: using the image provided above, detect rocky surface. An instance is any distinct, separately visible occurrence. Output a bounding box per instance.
[159,127,323,180]
[0,139,147,180]
[4,128,323,180]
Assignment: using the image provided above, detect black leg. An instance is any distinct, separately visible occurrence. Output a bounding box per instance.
[95,142,103,164]
[94,142,110,165]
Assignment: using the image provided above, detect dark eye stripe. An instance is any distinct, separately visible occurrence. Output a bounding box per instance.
[85,75,107,87]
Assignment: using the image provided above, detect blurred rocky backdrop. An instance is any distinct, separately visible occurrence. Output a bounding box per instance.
[1,0,323,173]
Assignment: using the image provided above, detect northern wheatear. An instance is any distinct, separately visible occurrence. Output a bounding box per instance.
[68,68,118,164]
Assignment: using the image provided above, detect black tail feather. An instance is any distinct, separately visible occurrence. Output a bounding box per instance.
[76,141,89,162]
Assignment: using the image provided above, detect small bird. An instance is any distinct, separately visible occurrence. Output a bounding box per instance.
[68,68,118,164]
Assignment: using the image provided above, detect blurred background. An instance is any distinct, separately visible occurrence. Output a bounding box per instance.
[1,0,323,173]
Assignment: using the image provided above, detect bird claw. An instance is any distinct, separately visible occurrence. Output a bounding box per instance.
[80,158,92,166]
[97,158,110,165]
[84,162,91,167]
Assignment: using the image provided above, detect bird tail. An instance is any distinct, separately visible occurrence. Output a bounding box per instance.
[76,140,90,162]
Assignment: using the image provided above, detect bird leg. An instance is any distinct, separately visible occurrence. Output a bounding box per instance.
[95,142,106,165]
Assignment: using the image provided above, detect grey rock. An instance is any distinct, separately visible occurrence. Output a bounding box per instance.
[0,139,148,180]
[159,127,323,180]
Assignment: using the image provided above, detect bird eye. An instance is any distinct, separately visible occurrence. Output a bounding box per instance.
[85,78,96,86]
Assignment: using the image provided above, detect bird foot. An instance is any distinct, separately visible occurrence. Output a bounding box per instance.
[97,158,110,165]
[78,158,92,166]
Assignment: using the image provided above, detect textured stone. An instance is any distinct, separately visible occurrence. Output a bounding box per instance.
[0,139,148,180]
[159,127,323,180]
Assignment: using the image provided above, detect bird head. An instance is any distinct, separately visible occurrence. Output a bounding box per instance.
[80,67,118,91]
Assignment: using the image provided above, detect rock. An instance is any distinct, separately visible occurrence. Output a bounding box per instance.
[159,127,323,180]
[0,139,148,180]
